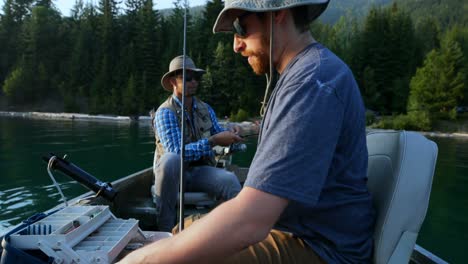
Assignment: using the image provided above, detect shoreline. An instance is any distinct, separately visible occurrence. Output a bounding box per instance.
[369,128,468,139]
[2,111,468,139]
[0,110,145,122]
[0,110,259,134]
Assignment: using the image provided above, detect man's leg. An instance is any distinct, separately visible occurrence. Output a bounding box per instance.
[153,153,180,232]
[188,166,241,200]
[174,214,326,264]
[224,230,326,264]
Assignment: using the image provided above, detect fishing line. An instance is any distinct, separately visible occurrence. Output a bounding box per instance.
[179,0,189,232]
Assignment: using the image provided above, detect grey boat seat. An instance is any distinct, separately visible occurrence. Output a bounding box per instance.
[150,185,217,208]
[366,130,438,264]
[150,147,241,208]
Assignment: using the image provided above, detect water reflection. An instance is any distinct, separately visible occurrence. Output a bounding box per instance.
[0,186,39,229]
[419,136,468,263]
[0,116,155,233]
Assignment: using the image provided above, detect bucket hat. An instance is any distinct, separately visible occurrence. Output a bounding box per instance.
[161,55,205,91]
[213,0,330,33]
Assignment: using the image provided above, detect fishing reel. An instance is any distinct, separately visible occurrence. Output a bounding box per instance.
[212,143,247,156]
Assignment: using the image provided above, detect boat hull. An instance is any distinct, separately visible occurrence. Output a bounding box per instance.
[0,167,445,263]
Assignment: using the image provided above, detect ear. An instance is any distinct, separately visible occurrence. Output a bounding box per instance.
[169,77,178,88]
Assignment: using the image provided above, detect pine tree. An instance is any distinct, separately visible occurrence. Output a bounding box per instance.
[414,17,441,63]
[138,0,162,110]
[359,4,417,114]
[408,32,465,117]
[4,4,64,104]
[161,0,193,62]
[191,0,229,67]
[0,0,34,88]
[360,7,391,111]
[2,65,28,103]
[122,74,139,114]
[68,2,99,103]
[92,0,120,113]
[387,3,416,113]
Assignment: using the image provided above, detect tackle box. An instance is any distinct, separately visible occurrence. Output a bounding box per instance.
[1,205,140,264]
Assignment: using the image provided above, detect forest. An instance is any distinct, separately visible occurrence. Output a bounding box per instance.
[0,0,467,130]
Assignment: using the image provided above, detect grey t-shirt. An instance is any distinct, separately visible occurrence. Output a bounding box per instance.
[245,43,375,263]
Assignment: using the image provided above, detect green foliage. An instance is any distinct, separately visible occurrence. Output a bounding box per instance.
[320,0,392,24]
[395,0,468,29]
[62,90,80,113]
[356,4,416,114]
[374,111,432,131]
[414,17,441,62]
[122,74,139,115]
[365,110,376,126]
[2,66,26,102]
[230,108,249,122]
[0,0,467,129]
[408,30,465,115]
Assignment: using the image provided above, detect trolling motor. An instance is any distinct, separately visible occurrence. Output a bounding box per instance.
[42,153,117,202]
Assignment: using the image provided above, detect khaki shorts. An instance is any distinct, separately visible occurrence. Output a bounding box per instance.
[173,214,327,264]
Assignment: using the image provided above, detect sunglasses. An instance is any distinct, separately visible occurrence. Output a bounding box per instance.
[232,12,255,38]
[175,72,200,82]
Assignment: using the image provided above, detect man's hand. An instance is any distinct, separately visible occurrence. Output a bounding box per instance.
[209,131,243,146]
[117,187,289,263]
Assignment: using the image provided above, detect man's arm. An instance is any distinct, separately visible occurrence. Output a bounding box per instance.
[119,187,289,264]
[206,104,225,134]
[155,108,213,161]
[206,104,243,139]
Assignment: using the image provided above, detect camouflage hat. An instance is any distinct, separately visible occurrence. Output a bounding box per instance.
[213,0,330,33]
[161,55,205,91]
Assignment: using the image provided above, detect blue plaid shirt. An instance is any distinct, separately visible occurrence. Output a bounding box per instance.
[154,95,225,162]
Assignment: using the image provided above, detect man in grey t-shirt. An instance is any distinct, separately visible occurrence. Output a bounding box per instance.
[120,1,375,263]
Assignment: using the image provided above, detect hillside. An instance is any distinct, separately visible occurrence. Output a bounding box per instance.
[394,0,468,28]
[320,0,392,24]
[322,0,467,27]
[159,1,392,24]
[159,5,205,18]
[159,0,466,27]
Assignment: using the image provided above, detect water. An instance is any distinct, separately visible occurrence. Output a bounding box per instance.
[417,137,468,263]
[0,116,466,263]
[0,116,156,229]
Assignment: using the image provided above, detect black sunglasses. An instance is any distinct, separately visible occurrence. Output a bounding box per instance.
[175,72,200,82]
[232,12,255,38]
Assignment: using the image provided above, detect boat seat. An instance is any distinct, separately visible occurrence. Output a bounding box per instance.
[150,185,216,208]
[150,148,240,209]
[366,130,438,264]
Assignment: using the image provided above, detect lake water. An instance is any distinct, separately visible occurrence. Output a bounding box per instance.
[0,116,466,263]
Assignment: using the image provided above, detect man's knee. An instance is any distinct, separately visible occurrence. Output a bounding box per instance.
[154,153,181,192]
[157,153,180,177]
[218,170,241,198]
[224,171,241,187]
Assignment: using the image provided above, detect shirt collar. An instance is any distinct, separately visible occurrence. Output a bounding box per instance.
[172,94,197,110]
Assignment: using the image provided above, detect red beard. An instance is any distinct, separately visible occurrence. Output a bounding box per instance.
[243,34,270,75]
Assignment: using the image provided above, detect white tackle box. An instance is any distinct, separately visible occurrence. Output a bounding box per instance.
[7,205,140,264]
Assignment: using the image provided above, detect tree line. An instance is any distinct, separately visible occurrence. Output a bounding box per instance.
[0,0,467,129]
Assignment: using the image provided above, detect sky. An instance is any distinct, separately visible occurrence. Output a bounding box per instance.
[54,0,208,16]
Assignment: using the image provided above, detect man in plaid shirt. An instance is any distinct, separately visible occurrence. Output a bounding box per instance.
[152,55,243,231]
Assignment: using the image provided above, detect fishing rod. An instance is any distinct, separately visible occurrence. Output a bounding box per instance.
[179,0,189,232]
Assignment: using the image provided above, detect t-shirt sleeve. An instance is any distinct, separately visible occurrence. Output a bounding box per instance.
[245,79,344,206]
